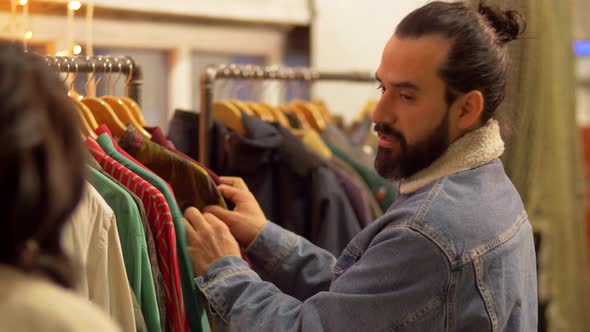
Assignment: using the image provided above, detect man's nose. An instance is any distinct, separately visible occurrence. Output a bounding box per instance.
[372,96,396,125]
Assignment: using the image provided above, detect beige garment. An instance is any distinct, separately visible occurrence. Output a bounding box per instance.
[62,183,136,332]
[0,264,120,332]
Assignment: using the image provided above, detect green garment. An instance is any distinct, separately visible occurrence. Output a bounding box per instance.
[323,139,396,211]
[88,167,162,332]
[88,159,168,331]
[96,134,211,332]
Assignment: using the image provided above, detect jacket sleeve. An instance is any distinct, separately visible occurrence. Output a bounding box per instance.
[196,226,450,332]
[244,222,337,301]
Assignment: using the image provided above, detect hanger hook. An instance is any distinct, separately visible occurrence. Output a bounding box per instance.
[94,57,104,93]
[103,58,113,95]
[69,56,80,92]
[85,56,96,95]
[62,58,71,84]
[112,58,124,96]
[124,57,134,92]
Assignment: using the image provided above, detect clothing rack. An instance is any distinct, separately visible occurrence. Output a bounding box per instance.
[199,64,376,165]
[44,55,143,102]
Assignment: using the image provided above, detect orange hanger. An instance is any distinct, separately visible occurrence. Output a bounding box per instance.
[281,103,310,129]
[81,60,127,137]
[121,97,147,126]
[102,96,151,138]
[78,107,98,139]
[256,102,291,127]
[290,100,326,132]
[213,101,245,134]
[248,101,275,122]
[100,60,150,137]
[63,57,98,138]
[311,99,335,124]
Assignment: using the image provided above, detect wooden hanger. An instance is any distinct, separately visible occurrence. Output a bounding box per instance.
[78,106,98,139]
[311,99,334,124]
[81,61,127,137]
[102,96,152,138]
[213,101,245,134]
[281,103,310,129]
[256,102,291,127]
[62,57,98,138]
[248,101,275,122]
[229,100,255,116]
[290,99,326,132]
[100,61,151,137]
[121,97,147,126]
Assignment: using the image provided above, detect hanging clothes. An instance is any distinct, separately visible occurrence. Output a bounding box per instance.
[147,125,223,186]
[95,130,211,332]
[210,113,362,256]
[61,183,136,332]
[87,167,162,332]
[86,139,184,332]
[168,110,200,162]
[323,139,397,212]
[321,123,375,169]
[118,125,227,212]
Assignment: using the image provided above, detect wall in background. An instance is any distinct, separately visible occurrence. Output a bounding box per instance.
[311,0,428,124]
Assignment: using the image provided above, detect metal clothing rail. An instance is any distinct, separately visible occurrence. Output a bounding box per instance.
[43,55,143,102]
[199,63,376,165]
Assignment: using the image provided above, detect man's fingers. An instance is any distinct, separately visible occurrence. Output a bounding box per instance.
[203,205,240,225]
[217,184,251,204]
[219,176,249,191]
[184,207,208,230]
[183,217,198,238]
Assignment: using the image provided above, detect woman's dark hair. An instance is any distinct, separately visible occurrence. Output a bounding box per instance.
[0,45,86,288]
[395,1,526,123]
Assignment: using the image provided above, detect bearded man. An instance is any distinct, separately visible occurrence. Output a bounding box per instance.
[183,2,537,331]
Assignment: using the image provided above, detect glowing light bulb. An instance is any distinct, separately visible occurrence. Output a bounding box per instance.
[56,51,65,56]
[25,31,32,40]
[68,1,82,11]
[19,0,28,6]
[72,44,82,55]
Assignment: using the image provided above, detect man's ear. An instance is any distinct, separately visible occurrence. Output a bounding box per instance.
[455,90,484,129]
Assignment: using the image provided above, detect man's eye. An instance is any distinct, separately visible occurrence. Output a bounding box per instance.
[400,94,415,101]
[376,84,385,94]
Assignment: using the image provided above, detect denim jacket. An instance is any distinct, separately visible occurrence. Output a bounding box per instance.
[195,120,537,331]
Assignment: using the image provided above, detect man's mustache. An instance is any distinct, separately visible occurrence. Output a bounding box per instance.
[373,123,405,144]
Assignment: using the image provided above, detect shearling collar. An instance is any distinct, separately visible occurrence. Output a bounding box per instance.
[399,119,504,194]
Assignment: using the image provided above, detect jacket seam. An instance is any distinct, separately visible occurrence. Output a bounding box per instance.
[473,258,498,331]
[408,178,456,265]
[445,270,456,332]
[394,294,445,330]
[467,210,528,262]
[263,232,299,274]
[199,267,253,291]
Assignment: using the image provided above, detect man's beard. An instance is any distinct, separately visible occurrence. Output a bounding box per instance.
[374,110,450,180]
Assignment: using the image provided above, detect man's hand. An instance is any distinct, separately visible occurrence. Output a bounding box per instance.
[204,176,268,248]
[183,207,241,276]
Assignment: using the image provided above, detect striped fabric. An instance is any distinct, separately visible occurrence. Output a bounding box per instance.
[86,138,189,332]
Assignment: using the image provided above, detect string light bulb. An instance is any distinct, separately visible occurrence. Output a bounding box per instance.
[72,44,82,55]
[68,1,82,11]
[19,0,28,6]
[24,31,32,40]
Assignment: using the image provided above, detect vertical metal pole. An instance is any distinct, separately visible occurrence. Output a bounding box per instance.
[199,66,216,166]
